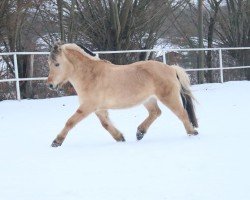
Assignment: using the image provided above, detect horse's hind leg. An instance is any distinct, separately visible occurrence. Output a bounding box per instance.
[95,110,125,142]
[136,98,162,140]
[157,89,197,135]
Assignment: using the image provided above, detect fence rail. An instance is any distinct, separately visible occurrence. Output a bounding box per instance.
[0,47,250,100]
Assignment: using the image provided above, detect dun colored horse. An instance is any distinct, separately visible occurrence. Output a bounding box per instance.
[47,43,198,147]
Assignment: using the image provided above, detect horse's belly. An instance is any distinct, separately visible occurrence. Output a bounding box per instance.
[100,92,155,109]
[98,74,155,109]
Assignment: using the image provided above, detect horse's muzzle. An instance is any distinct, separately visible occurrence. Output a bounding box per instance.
[47,83,59,91]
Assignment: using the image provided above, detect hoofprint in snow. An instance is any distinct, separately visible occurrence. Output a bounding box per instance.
[0,81,250,200]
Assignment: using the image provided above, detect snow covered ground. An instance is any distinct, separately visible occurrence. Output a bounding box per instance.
[0,81,250,200]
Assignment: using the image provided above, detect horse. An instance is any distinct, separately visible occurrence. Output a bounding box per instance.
[47,43,198,147]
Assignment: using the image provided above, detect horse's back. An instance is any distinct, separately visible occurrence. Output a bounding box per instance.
[129,60,178,85]
[96,60,178,109]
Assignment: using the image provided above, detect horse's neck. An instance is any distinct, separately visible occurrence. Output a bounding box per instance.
[69,61,103,93]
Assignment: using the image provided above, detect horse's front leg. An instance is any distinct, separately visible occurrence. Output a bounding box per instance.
[51,105,94,147]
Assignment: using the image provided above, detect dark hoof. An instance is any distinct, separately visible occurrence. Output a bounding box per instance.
[51,139,62,147]
[136,130,145,141]
[117,135,126,142]
[188,130,199,136]
[121,135,126,142]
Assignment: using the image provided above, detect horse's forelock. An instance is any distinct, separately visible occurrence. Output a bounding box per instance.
[50,42,62,61]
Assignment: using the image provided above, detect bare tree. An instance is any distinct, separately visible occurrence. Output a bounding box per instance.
[197,0,205,83]
[0,0,42,98]
[164,0,249,82]
[57,0,65,41]
[204,0,223,83]
[75,0,185,63]
[216,0,250,80]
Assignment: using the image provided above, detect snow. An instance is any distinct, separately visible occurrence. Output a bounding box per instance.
[0,81,250,200]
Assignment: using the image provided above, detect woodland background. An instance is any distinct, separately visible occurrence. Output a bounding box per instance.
[0,0,249,100]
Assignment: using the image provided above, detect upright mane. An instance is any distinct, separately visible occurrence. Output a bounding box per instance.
[62,43,99,61]
[76,44,96,57]
[49,42,99,62]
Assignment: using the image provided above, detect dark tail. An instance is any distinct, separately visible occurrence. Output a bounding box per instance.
[172,65,198,128]
[180,90,198,128]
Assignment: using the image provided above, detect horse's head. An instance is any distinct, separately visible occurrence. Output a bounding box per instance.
[47,42,99,90]
[47,42,73,90]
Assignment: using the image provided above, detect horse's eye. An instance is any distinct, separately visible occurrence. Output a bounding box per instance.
[55,63,60,67]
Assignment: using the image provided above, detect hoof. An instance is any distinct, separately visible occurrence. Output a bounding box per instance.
[188,130,199,136]
[117,135,126,142]
[51,139,62,147]
[136,130,145,141]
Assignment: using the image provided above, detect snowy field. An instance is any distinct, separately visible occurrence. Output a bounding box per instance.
[0,81,250,200]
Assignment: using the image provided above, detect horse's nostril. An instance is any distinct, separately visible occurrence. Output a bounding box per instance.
[49,84,53,89]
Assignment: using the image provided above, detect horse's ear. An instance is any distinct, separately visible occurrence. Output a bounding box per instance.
[53,41,62,53]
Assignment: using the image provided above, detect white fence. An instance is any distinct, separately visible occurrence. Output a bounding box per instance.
[0,47,250,100]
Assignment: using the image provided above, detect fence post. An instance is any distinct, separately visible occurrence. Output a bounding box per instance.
[219,49,224,83]
[13,54,21,100]
[162,51,166,64]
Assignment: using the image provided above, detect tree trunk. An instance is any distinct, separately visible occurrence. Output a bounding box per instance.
[57,0,65,41]
[25,54,34,98]
[205,0,222,83]
[16,55,34,99]
[245,0,250,80]
[68,0,76,42]
[205,17,215,83]
[198,0,205,83]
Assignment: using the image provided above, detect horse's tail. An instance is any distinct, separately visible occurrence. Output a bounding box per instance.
[171,65,198,128]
